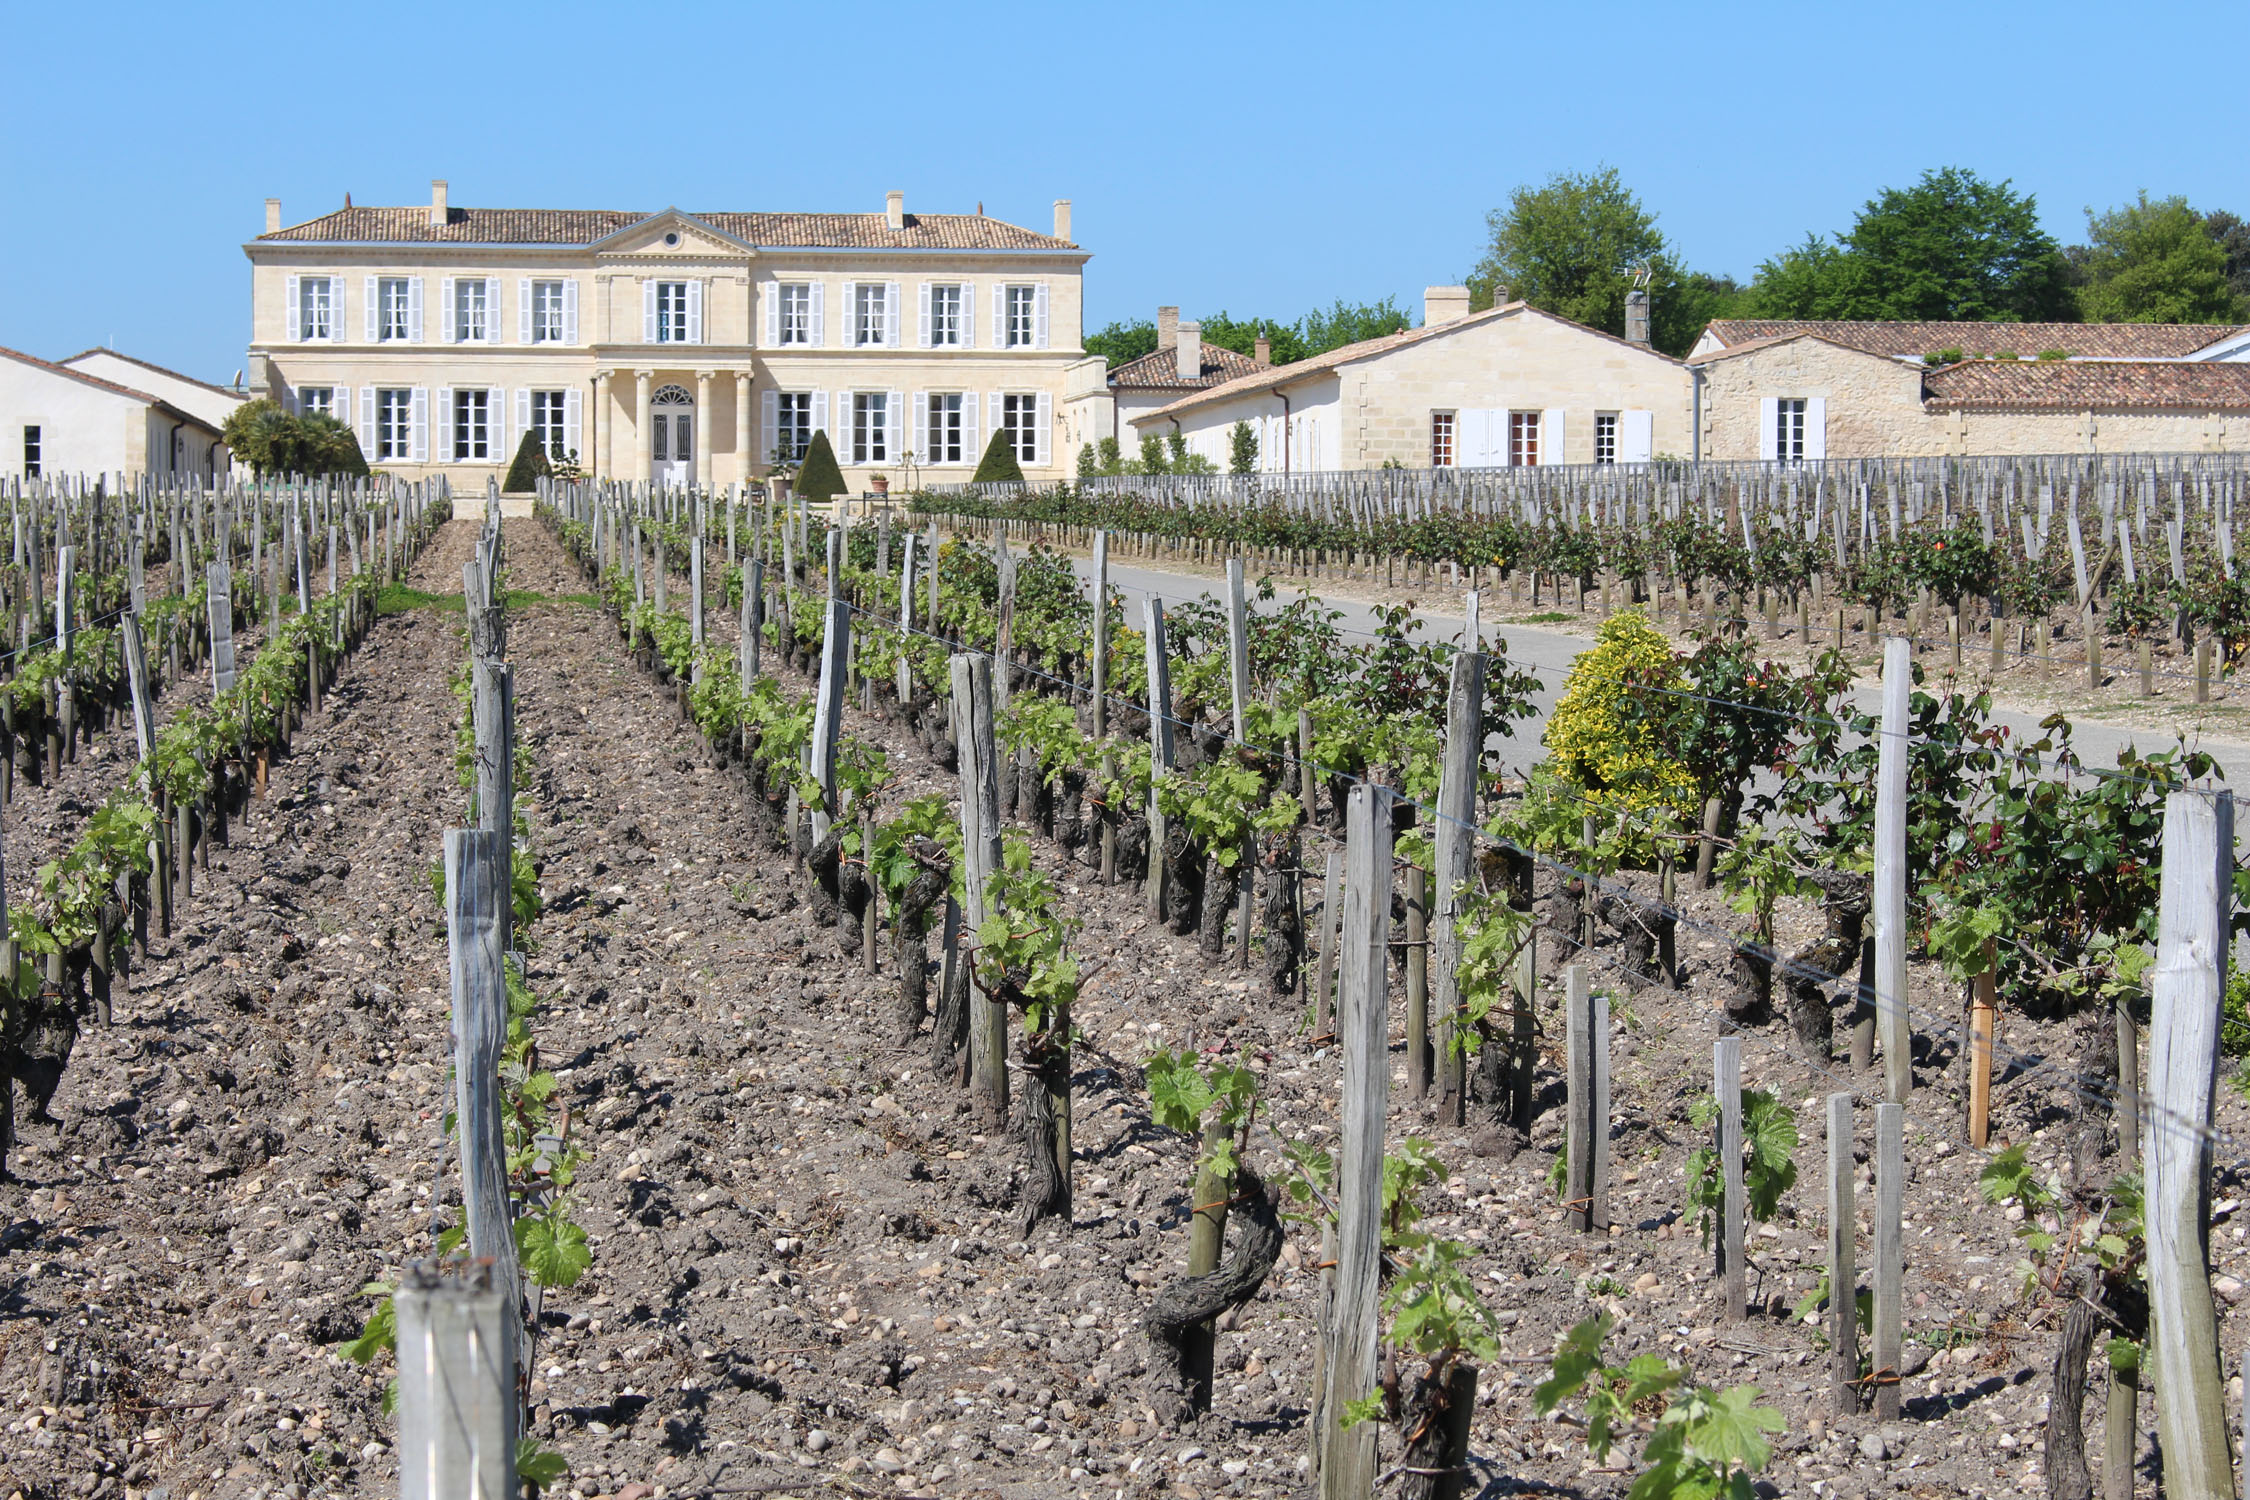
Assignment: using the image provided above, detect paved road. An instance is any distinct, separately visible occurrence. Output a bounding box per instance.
[1071,552,2250,794]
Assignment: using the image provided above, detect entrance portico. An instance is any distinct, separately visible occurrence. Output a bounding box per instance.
[596,361,755,487]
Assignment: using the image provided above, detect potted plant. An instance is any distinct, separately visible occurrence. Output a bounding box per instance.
[870,473,891,496]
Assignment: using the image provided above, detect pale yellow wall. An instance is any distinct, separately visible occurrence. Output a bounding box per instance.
[1697,339,1940,459]
[1950,408,2250,454]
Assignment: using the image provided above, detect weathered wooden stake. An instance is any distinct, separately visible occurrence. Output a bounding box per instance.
[1874,637,1912,1104]
[1563,965,1609,1233]
[441,829,521,1369]
[1432,651,1484,1124]
[393,1264,516,1500]
[1143,596,1176,917]
[951,654,1007,1124]
[1826,1092,1858,1417]
[1872,1100,1904,1421]
[1969,946,1996,1149]
[808,598,849,842]
[1716,1037,1745,1320]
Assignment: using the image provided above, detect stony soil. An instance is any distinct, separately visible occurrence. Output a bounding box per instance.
[1,515,2244,1500]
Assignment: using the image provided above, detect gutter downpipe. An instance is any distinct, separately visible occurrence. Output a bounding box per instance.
[1277,389,1291,474]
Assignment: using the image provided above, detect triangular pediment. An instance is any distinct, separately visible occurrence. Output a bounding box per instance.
[590,208,749,257]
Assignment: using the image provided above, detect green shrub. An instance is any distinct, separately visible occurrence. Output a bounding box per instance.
[795,430,846,500]
[1544,609,1694,817]
[502,428,550,493]
[971,428,1025,485]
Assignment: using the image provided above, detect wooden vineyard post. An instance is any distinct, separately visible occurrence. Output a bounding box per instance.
[393,1264,515,1500]
[206,559,235,692]
[1224,557,1253,965]
[1826,1092,1858,1417]
[1509,847,1537,1131]
[1693,795,1722,889]
[1968,938,1996,1148]
[1432,651,1484,1125]
[1405,864,1430,1097]
[1313,857,1341,1038]
[951,654,1008,1124]
[1872,1101,1904,1421]
[2144,790,2233,1500]
[1563,965,1609,1234]
[1091,531,1115,883]
[808,597,849,843]
[739,558,763,691]
[1715,1037,1745,1319]
[1143,596,1176,917]
[1874,637,1912,1103]
[2117,983,2140,1167]
[1316,783,1391,1500]
[895,537,916,705]
[441,829,522,1379]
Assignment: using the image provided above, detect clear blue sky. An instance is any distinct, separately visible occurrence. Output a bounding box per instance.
[8,0,2241,383]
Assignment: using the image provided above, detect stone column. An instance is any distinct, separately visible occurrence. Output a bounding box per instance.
[735,372,753,484]
[695,370,714,489]
[634,370,653,482]
[593,371,611,480]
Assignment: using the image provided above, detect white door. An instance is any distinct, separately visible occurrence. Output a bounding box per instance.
[651,385,693,487]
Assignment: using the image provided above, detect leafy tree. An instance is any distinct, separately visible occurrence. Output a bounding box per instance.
[2203,210,2250,308]
[221,398,291,475]
[1228,420,1257,475]
[1133,432,1168,476]
[1658,271,1751,351]
[1296,297,1416,354]
[1076,441,1098,479]
[1096,435,1122,473]
[2072,192,2246,323]
[795,428,846,499]
[1743,234,1858,318]
[1468,166,1670,336]
[302,414,370,479]
[1821,166,2075,321]
[1084,319,1158,368]
[501,427,551,492]
[221,397,367,478]
[970,427,1024,484]
[1199,311,1304,366]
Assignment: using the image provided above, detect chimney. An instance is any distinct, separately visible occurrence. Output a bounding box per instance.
[1053,198,1072,242]
[1176,321,1203,382]
[1254,335,1272,368]
[1423,285,1471,326]
[264,198,281,234]
[429,179,448,228]
[1157,306,1180,353]
[1625,287,1651,346]
[886,190,905,230]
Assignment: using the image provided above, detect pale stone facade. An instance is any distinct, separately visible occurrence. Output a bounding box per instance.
[1134,295,1691,471]
[0,345,229,482]
[245,184,1088,489]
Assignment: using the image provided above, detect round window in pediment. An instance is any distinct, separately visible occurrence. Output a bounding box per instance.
[664,231,680,247]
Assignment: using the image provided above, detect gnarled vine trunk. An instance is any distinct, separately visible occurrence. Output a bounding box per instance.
[1143,1165,1282,1426]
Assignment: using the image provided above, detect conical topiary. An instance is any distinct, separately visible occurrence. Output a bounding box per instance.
[971,427,1025,484]
[501,427,550,492]
[795,429,846,500]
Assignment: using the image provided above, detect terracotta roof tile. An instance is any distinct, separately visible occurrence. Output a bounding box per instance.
[1107,342,1262,390]
[1923,360,2250,411]
[257,206,1076,251]
[1705,319,2247,360]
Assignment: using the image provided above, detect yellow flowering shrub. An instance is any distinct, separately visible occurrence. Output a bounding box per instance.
[1543,609,1696,819]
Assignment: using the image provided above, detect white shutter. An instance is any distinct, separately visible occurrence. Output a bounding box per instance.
[485,279,503,343]
[992,287,1007,348]
[840,281,858,344]
[407,277,424,342]
[887,389,903,463]
[960,388,979,457]
[810,281,826,346]
[917,284,932,349]
[763,283,779,347]
[490,387,506,453]
[326,276,344,342]
[561,279,579,344]
[1454,410,1480,467]
[283,386,298,416]
[438,278,455,343]
[686,278,704,344]
[563,388,582,460]
[812,389,829,440]
[912,390,927,461]
[1757,397,1780,462]
[1034,283,1050,350]
[960,283,975,349]
[364,276,378,341]
[358,387,374,455]
[409,388,429,463]
[1034,391,1051,467]
[519,278,534,343]
[434,387,453,462]
[1805,397,1827,461]
[643,279,658,343]
[284,274,300,342]
[762,390,779,456]
[885,282,901,347]
[515,388,532,450]
[1540,409,1563,466]
[1621,409,1654,464]
[988,393,1003,454]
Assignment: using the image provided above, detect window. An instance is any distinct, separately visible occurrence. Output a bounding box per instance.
[774,392,812,460]
[1002,393,1040,463]
[299,386,335,419]
[297,277,332,341]
[531,281,566,343]
[22,426,40,478]
[1507,411,1540,467]
[452,389,490,462]
[452,280,487,343]
[1430,411,1456,467]
[376,389,414,461]
[854,283,888,347]
[928,284,963,347]
[926,393,964,464]
[531,391,570,459]
[1775,398,1807,464]
[1004,285,1039,348]
[378,278,413,341]
[852,392,889,465]
[1593,412,1618,465]
[654,281,689,342]
[777,283,811,345]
